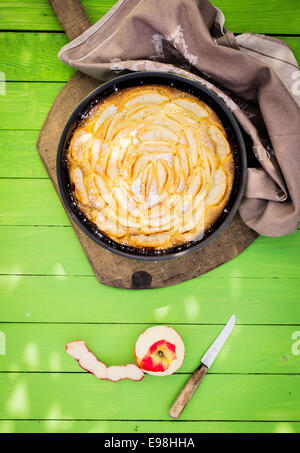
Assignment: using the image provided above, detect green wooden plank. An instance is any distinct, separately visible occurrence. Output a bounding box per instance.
[1,275,300,324]
[0,225,299,278]
[283,36,300,65]
[0,131,47,178]
[0,323,299,374]
[213,0,300,34]
[0,32,75,82]
[0,32,299,82]
[0,180,67,226]
[0,373,299,420]
[1,420,300,433]
[0,225,91,275]
[0,82,64,130]
[1,0,299,34]
[0,0,64,31]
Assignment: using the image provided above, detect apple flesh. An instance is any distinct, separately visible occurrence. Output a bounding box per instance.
[134,326,185,376]
[66,341,144,382]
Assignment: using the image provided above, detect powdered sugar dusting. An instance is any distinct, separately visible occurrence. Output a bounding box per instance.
[161,153,173,165]
[151,34,165,58]
[131,174,142,198]
[148,179,160,208]
[177,176,185,193]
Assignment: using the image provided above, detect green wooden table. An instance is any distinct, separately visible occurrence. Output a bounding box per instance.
[0,0,300,434]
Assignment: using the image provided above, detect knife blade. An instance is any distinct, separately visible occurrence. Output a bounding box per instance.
[201,314,235,368]
[169,314,236,419]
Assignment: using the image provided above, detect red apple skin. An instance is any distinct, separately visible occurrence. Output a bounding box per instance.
[141,356,164,372]
[134,326,185,376]
[138,339,177,372]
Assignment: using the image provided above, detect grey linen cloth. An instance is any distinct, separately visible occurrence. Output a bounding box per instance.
[58,0,300,236]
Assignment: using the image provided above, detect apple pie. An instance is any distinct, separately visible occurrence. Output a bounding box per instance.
[67,84,234,249]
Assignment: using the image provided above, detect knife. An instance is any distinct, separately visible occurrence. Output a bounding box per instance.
[168,314,236,419]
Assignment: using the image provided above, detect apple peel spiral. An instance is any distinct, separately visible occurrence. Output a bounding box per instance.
[66,341,144,382]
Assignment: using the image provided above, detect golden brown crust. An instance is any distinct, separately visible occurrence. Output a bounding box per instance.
[67,85,234,249]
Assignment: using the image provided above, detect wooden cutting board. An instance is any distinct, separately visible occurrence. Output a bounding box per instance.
[36,0,258,289]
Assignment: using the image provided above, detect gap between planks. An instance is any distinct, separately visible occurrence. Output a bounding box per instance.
[1,273,299,279]
[0,418,300,422]
[0,371,300,376]
[0,321,300,326]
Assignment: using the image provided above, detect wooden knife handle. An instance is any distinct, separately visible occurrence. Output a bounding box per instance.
[168,363,208,419]
[48,0,91,40]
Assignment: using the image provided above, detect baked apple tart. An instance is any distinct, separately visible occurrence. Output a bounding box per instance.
[67,85,234,249]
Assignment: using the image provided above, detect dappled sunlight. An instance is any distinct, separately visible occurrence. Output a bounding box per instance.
[8,364,20,375]
[43,419,73,433]
[154,305,170,321]
[273,422,295,433]
[227,262,243,279]
[6,382,29,417]
[46,403,62,420]
[5,271,21,290]
[0,421,14,433]
[49,352,62,372]
[52,263,67,277]
[0,331,6,356]
[229,275,241,299]
[23,342,39,369]
[87,421,109,433]
[184,296,199,320]
[44,404,72,432]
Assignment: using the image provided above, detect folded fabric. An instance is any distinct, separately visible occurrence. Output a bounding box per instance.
[58,0,300,236]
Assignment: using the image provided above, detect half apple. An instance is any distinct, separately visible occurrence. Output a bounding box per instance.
[134,326,185,376]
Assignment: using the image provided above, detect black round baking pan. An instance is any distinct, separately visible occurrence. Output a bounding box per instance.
[57,71,247,261]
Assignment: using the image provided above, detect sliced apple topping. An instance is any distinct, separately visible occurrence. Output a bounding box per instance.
[67,85,234,249]
[139,125,178,143]
[130,233,172,248]
[209,124,230,160]
[94,211,127,238]
[205,168,227,205]
[71,130,93,163]
[94,104,118,133]
[126,105,160,120]
[72,167,89,205]
[174,98,209,119]
[124,91,169,108]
